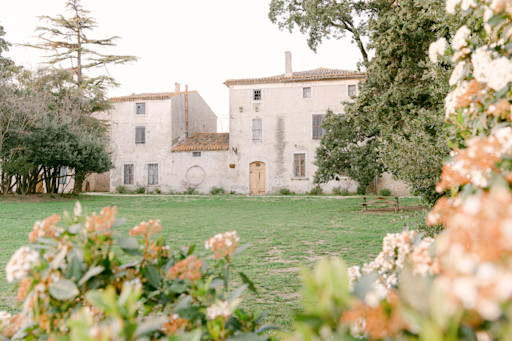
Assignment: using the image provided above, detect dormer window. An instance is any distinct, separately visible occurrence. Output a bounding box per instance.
[136,102,146,115]
[253,89,261,101]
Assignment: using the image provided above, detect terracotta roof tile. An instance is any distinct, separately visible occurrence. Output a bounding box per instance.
[110,91,198,102]
[224,67,365,86]
[171,133,229,152]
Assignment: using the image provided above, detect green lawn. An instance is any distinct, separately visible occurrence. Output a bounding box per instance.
[0,194,421,329]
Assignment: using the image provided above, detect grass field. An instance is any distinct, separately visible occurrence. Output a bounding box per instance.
[0,194,422,329]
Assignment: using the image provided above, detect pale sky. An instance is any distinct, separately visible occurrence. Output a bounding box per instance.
[1,0,362,131]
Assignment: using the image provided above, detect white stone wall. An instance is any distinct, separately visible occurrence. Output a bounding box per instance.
[170,151,231,193]
[108,94,217,192]
[227,80,364,194]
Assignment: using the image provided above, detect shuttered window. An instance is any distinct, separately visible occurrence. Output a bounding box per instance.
[252,117,262,142]
[124,164,134,185]
[303,87,311,98]
[59,166,68,184]
[294,153,306,177]
[136,102,146,115]
[135,126,146,144]
[312,114,325,140]
[253,89,261,101]
[148,164,158,185]
[348,85,357,97]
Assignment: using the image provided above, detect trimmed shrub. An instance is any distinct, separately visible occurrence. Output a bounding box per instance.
[380,188,392,196]
[115,185,129,194]
[279,188,293,195]
[184,187,197,195]
[135,186,146,194]
[308,186,323,195]
[210,186,225,195]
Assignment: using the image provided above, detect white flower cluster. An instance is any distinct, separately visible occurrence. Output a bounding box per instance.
[206,300,232,320]
[445,81,469,117]
[446,0,477,14]
[429,37,447,64]
[472,47,512,91]
[452,25,471,51]
[6,246,39,283]
[449,61,466,86]
[437,243,512,320]
[348,231,437,297]
[0,311,11,323]
[364,282,389,308]
[441,127,512,189]
[204,231,240,249]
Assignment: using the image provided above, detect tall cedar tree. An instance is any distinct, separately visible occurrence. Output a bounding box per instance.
[28,0,137,111]
[315,0,454,203]
[25,0,135,193]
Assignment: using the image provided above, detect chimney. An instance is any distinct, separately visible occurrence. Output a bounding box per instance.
[285,51,292,78]
[175,82,180,93]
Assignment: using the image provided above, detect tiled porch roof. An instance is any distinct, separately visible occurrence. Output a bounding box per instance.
[171,133,229,152]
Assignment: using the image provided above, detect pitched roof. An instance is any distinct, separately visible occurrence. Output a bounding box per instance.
[110,91,198,102]
[224,67,365,86]
[171,133,229,152]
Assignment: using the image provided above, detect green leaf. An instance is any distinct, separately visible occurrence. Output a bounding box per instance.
[209,278,224,290]
[135,315,168,337]
[228,284,247,302]
[68,223,83,234]
[117,236,141,256]
[78,265,105,286]
[66,255,83,281]
[233,243,252,256]
[353,271,378,301]
[144,264,162,288]
[49,279,79,301]
[488,12,508,27]
[117,236,139,249]
[239,272,258,294]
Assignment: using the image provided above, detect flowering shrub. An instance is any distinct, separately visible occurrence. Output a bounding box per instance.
[287,0,512,340]
[1,202,271,340]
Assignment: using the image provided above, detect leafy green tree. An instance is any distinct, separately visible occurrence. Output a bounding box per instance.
[314,111,381,194]
[269,0,369,65]
[314,0,454,203]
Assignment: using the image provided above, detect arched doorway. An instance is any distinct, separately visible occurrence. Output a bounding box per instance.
[249,162,266,195]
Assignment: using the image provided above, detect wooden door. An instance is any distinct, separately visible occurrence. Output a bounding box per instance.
[249,162,266,195]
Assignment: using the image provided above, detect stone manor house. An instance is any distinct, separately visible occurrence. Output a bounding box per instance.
[89,52,409,195]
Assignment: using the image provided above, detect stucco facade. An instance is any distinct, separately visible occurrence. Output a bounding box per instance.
[221,52,410,196]
[225,79,362,194]
[107,87,218,192]
[100,54,410,196]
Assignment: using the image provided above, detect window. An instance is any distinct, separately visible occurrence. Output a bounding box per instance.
[348,85,357,97]
[148,164,158,185]
[252,117,262,142]
[303,87,311,98]
[294,153,306,177]
[135,126,146,144]
[124,164,134,185]
[312,114,326,140]
[59,166,68,185]
[192,151,201,157]
[136,102,146,115]
[253,89,261,101]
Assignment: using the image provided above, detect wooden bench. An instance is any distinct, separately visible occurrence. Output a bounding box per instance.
[362,196,400,213]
